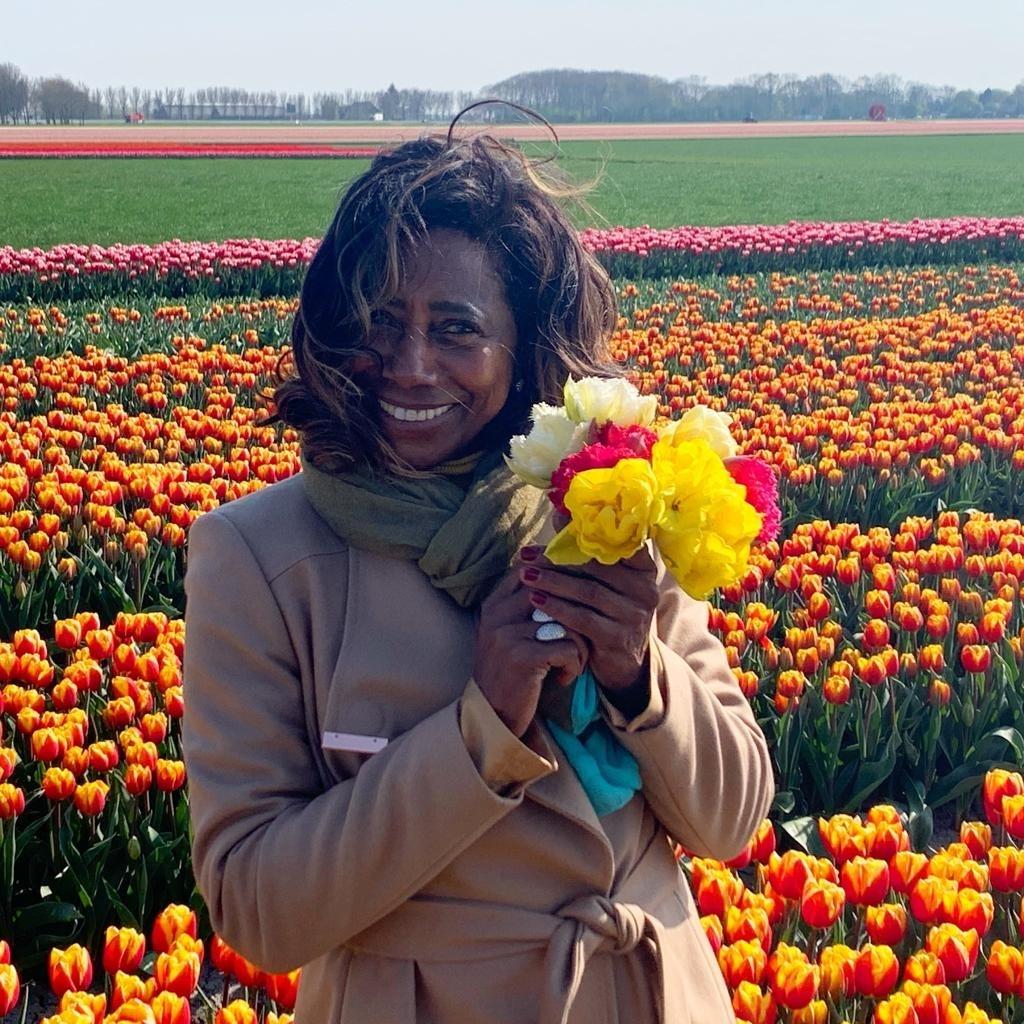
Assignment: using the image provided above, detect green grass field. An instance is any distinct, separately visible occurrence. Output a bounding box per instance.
[2,135,1023,249]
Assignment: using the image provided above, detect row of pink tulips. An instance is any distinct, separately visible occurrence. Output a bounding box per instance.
[4,216,1024,302]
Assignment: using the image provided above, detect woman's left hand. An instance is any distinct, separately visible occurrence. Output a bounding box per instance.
[518,545,660,691]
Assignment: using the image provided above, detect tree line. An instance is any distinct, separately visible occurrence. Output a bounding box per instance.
[1,62,1023,126]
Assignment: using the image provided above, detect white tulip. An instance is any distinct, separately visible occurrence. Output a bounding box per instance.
[505,404,589,488]
[563,376,658,427]
[660,406,738,459]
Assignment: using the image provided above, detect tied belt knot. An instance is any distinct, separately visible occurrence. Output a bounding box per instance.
[345,837,686,1024]
[540,894,663,1024]
[555,893,651,954]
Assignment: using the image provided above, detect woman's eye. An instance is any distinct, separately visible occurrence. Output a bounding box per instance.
[436,321,480,339]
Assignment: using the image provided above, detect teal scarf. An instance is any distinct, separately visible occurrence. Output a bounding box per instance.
[545,670,642,816]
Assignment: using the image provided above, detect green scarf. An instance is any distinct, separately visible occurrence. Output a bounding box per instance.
[299,449,549,608]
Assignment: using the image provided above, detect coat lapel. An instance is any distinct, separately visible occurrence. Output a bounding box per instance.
[526,722,616,879]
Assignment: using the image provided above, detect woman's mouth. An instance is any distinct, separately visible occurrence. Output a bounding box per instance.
[378,399,455,423]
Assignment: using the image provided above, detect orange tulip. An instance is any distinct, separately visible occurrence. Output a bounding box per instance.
[767,851,817,900]
[818,944,857,1001]
[1002,793,1024,839]
[800,879,845,930]
[41,766,76,802]
[950,1001,1002,1024]
[150,991,191,1024]
[209,935,237,977]
[909,876,955,925]
[892,851,933,892]
[700,914,723,955]
[725,905,772,953]
[988,846,1024,892]
[985,939,1024,996]
[731,980,777,1024]
[30,726,67,762]
[155,759,186,792]
[151,904,198,954]
[770,959,819,1010]
[924,924,979,983]
[872,992,917,1024]
[902,950,946,985]
[154,949,201,998]
[140,712,168,744]
[841,856,890,905]
[984,768,1024,824]
[823,673,851,704]
[960,644,991,674]
[900,980,951,1024]
[73,779,109,816]
[958,821,991,859]
[54,618,83,650]
[125,763,153,796]
[950,888,993,936]
[789,999,827,1024]
[102,926,145,975]
[59,991,106,1024]
[718,939,767,987]
[87,739,119,772]
[264,969,301,1011]
[111,971,157,1010]
[215,1001,258,1024]
[749,819,776,863]
[0,963,20,1017]
[866,903,908,945]
[696,869,744,916]
[106,998,157,1024]
[854,943,900,998]
[818,814,869,864]
[48,944,93,997]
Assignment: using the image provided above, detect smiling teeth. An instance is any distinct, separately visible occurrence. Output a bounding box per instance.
[379,400,454,422]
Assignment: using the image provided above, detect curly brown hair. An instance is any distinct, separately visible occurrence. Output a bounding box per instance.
[271,117,619,474]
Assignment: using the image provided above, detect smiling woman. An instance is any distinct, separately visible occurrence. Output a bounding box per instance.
[271,128,615,475]
[353,228,519,470]
[181,111,773,1024]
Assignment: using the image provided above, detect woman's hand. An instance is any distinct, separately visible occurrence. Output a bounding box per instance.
[473,566,587,738]
[517,545,660,693]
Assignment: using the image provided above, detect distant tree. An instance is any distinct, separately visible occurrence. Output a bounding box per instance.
[948,89,982,118]
[34,76,92,124]
[0,62,30,124]
[104,85,117,120]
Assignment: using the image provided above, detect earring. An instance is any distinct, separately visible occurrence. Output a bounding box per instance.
[513,378,525,394]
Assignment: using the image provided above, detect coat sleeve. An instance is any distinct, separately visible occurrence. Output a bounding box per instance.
[600,570,774,861]
[182,509,554,973]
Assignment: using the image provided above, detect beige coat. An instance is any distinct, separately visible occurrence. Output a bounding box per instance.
[182,473,773,1024]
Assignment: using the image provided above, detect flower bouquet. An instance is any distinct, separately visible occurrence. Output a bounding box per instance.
[506,376,780,601]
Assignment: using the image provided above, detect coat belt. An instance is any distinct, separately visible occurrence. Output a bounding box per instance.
[345,836,684,1024]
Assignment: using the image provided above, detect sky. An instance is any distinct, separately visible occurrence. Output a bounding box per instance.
[5,0,1023,95]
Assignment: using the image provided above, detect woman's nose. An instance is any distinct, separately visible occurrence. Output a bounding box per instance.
[383,328,438,385]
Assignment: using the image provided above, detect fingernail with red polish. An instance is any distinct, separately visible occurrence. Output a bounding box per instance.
[530,591,547,606]
[521,567,540,582]
[520,546,541,561]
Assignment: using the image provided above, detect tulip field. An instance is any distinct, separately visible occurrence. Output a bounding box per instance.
[2,217,1024,1024]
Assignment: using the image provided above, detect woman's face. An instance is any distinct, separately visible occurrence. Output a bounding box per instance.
[353,228,519,471]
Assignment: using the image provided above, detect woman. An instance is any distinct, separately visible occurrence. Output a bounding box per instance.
[182,124,773,1024]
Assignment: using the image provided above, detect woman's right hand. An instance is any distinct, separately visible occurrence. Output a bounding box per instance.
[473,560,586,737]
